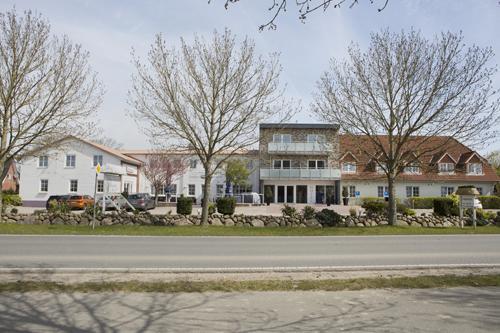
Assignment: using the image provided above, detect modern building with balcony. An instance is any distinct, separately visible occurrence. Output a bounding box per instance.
[259,123,342,204]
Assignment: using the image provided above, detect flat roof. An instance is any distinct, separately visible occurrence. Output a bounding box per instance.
[259,123,339,129]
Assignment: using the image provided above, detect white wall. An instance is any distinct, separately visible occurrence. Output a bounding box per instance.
[19,140,129,206]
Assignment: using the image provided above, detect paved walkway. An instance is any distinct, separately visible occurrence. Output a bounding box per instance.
[1,287,499,332]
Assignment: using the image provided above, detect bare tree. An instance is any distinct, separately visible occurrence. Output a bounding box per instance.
[0,9,103,215]
[214,0,389,30]
[90,132,124,149]
[314,30,499,225]
[143,154,187,205]
[129,29,290,224]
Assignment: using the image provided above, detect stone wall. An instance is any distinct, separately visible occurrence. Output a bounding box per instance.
[1,211,498,228]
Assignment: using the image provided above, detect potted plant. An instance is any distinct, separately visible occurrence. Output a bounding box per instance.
[342,187,349,206]
[264,187,273,206]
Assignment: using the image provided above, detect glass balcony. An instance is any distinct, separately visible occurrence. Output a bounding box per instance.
[267,142,331,154]
[260,168,341,180]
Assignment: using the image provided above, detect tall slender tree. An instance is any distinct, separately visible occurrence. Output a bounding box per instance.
[314,30,499,225]
[130,29,291,224]
[0,9,103,215]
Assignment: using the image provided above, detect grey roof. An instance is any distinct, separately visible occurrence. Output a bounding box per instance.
[259,123,339,129]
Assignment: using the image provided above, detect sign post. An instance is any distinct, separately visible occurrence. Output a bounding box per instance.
[92,163,101,230]
[456,186,480,229]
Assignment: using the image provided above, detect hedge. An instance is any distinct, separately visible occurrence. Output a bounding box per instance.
[315,209,342,227]
[176,195,193,215]
[2,194,22,206]
[433,198,458,216]
[479,196,500,209]
[216,196,236,215]
[406,197,437,209]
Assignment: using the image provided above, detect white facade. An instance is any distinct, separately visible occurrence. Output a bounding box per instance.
[19,139,140,207]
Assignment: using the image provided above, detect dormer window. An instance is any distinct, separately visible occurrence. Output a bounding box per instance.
[467,163,483,175]
[376,163,386,174]
[439,163,455,174]
[404,165,421,174]
[273,134,291,143]
[342,162,356,173]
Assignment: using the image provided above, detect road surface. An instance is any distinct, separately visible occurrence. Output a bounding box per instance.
[1,234,500,270]
[1,287,499,332]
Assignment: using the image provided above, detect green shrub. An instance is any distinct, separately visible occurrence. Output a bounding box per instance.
[2,194,22,206]
[479,196,500,209]
[396,203,415,216]
[349,207,357,217]
[208,203,216,215]
[216,196,236,215]
[281,204,298,218]
[433,197,457,216]
[315,209,342,227]
[406,197,436,209]
[84,204,101,216]
[264,187,273,204]
[362,200,386,216]
[302,205,316,220]
[48,200,70,214]
[360,197,384,205]
[176,195,193,215]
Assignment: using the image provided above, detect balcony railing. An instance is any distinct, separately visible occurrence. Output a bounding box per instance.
[267,141,331,154]
[260,168,341,180]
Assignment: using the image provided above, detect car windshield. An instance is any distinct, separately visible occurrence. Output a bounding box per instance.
[70,196,82,199]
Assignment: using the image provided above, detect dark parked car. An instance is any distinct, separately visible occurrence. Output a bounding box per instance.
[45,195,70,209]
[127,193,156,211]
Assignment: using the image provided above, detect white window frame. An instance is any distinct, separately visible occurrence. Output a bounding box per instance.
[467,163,483,175]
[348,185,356,198]
[38,156,48,168]
[93,155,103,167]
[216,184,224,197]
[97,180,104,193]
[189,159,197,169]
[40,179,48,193]
[306,134,325,143]
[69,179,78,193]
[166,184,177,196]
[404,165,421,174]
[440,186,454,197]
[308,160,326,169]
[272,134,292,143]
[273,160,291,169]
[188,184,195,196]
[342,162,356,173]
[65,154,76,168]
[406,186,419,197]
[377,186,389,198]
[438,163,455,174]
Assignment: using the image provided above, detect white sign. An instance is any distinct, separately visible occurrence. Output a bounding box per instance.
[461,196,475,209]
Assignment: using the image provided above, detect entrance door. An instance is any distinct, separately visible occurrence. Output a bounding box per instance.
[315,185,325,204]
[286,186,294,203]
[296,185,307,203]
[277,186,285,203]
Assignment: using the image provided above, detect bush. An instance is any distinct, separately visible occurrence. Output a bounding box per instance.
[479,196,500,209]
[281,204,298,218]
[216,196,236,215]
[397,203,415,216]
[406,197,436,209]
[264,187,273,205]
[315,209,342,227]
[208,203,216,215]
[176,195,193,215]
[360,197,384,205]
[84,204,101,216]
[48,200,70,214]
[362,200,386,216]
[2,194,22,206]
[302,205,316,220]
[433,197,457,216]
[349,207,357,217]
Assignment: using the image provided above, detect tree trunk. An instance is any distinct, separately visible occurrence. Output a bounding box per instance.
[0,160,5,222]
[387,175,397,226]
[201,172,212,225]
[154,188,159,206]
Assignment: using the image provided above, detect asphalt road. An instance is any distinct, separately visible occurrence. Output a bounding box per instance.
[1,287,499,332]
[1,234,500,270]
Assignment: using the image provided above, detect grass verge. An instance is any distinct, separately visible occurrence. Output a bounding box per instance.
[0,224,500,236]
[1,275,500,293]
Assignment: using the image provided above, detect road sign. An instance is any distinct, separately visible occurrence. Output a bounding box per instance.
[384,191,389,198]
[355,191,360,197]
[96,163,101,174]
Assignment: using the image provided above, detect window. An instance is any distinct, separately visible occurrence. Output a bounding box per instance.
[376,163,386,174]
[404,165,420,174]
[438,163,455,173]
[467,163,483,175]
[69,180,78,192]
[97,180,104,193]
[40,179,48,192]
[377,186,389,198]
[308,160,326,169]
[306,134,325,143]
[273,134,292,143]
[93,155,103,167]
[477,187,483,195]
[216,184,224,197]
[65,154,76,168]
[406,186,419,197]
[188,184,195,196]
[234,184,252,194]
[348,185,356,198]
[440,186,454,197]
[190,159,197,169]
[166,184,177,196]
[342,162,356,173]
[273,160,291,169]
[38,156,48,168]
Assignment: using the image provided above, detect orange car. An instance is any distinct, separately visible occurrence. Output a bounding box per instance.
[67,195,94,210]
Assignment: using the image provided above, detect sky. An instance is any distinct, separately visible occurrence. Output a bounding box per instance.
[1,0,499,153]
